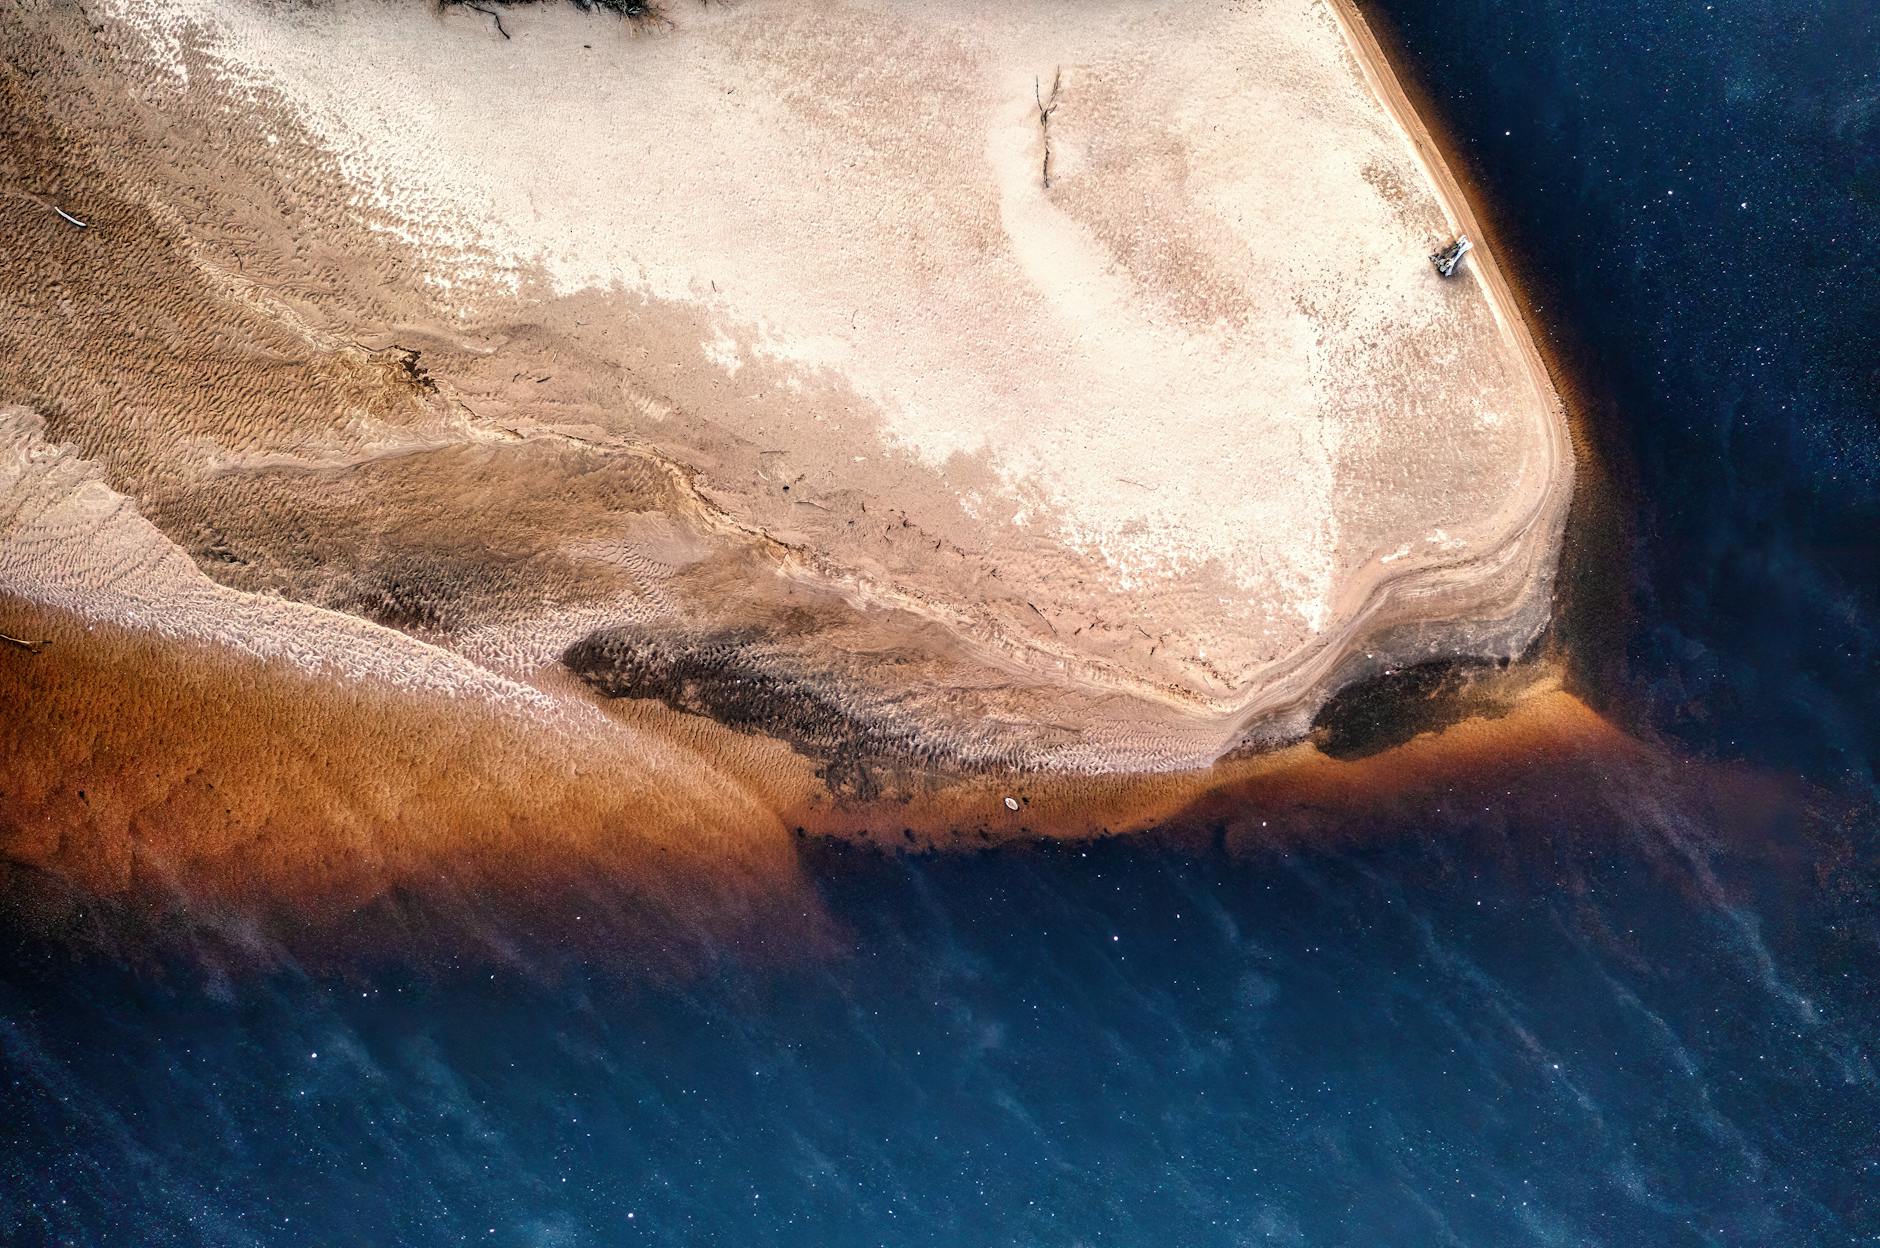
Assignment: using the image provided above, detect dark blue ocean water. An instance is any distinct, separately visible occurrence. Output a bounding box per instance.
[1365,0,1880,786]
[5,812,1879,1247]
[5,1,1878,1244]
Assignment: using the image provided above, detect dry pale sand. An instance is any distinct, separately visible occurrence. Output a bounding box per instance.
[0,0,1572,927]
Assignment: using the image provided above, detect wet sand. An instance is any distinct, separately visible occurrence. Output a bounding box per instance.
[2,0,1574,942]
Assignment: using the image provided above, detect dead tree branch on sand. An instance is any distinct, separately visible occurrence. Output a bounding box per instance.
[1035,67,1063,189]
[463,2,509,37]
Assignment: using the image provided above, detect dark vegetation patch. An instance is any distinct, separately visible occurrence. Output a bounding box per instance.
[1309,657,1512,761]
[564,626,944,798]
[388,347,437,395]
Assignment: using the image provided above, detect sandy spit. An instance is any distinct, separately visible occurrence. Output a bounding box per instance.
[1,0,1576,947]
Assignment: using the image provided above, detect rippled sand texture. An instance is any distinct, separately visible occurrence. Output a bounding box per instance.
[1,0,1570,909]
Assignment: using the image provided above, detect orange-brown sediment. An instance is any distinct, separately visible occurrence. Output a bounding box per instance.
[0,595,835,966]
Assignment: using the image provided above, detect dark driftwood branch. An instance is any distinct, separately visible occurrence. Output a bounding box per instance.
[444,0,676,37]
[464,2,509,37]
[1035,67,1063,189]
